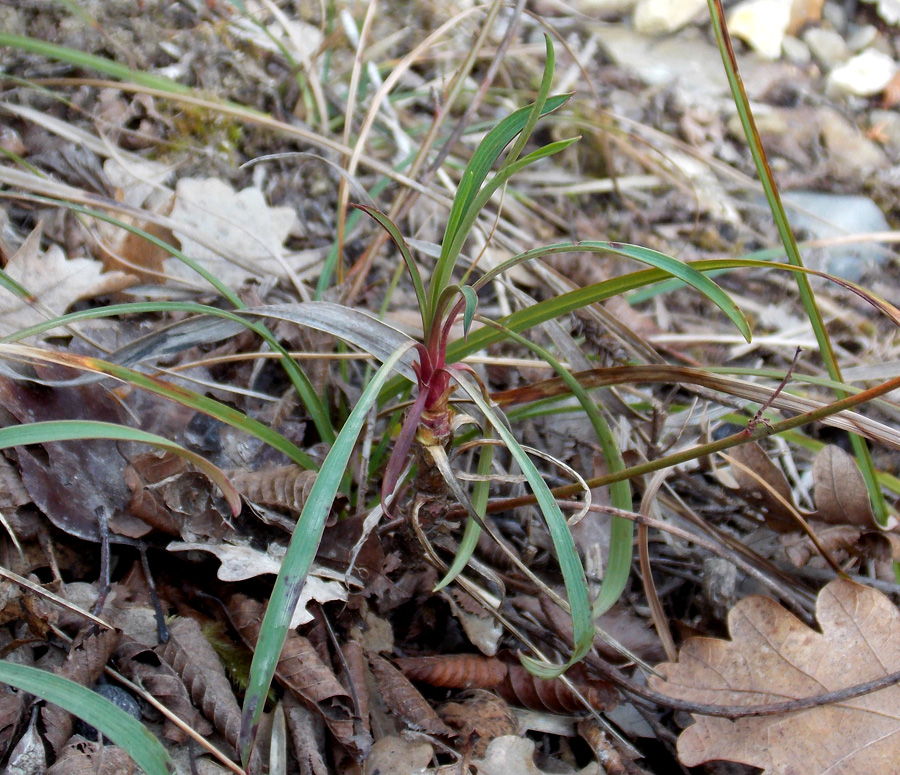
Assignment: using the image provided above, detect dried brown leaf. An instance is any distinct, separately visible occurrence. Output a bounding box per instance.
[0,686,24,760]
[45,735,135,775]
[362,736,433,775]
[41,628,120,754]
[283,693,329,775]
[394,654,617,713]
[157,616,242,753]
[0,224,133,340]
[650,579,900,773]
[114,638,210,743]
[437,689,518,757]
[228,466,317,516]
[228,595,366,758]
[367,653,453,736]
[812,444,877,527]
[728,442,798,532]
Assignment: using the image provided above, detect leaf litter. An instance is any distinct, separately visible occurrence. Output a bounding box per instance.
[1,0,900,773]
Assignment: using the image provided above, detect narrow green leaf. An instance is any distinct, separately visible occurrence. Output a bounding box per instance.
[0,33,192,95]
[0,663,173,775]
[430,94,571,321]
[353,204,428,324]
[0,419,241,514]
[0,344,319,471]
[443,138,579,274]
[240,341,415,764]
[460,286,478,338]
[451,371,592,678]
[476,319,632,615]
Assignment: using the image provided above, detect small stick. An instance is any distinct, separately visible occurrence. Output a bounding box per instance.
[746,347,802,434]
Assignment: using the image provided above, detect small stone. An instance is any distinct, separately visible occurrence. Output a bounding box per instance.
[827,49,899,96]
[633,0,707,35]
[782,35,812,64]
[821,0,848,32]
[818,107,887,178]
[859,0,900,25]
[803,27,850,69]
[845,24,878,53]
[782,191,890,281]
[728,0,792,60]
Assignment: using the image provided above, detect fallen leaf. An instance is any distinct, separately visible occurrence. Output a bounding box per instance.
[812,444,876,527]
[726,442,799,532]
[362,736,433,775]
[437,690,518,757]
[471,735,599,775]
[0,225,133,340]
[649,579,900,774]
[167,541,347,626]
[166,177,297,286]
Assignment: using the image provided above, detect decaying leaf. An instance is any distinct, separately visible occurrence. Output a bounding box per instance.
[283,693,329,775]
[650,579,900,774]
[167,542,347,626]
[114,638,210,743]
[157,616,242,753]
[45,735,135,775]
[363,736,433,775]
[437,689,518,757]
[726,442,799,532]
[395,654,617,713]
[367,653,453,737]
[40,627,120,755]
[166,177,297,285]
[228,466,317,516]
[0,225,133,340]
[0,686,25,761]
[472,735,599,775]
[228,595,368,759]
[442,589,502,657]
[812,444,877,527]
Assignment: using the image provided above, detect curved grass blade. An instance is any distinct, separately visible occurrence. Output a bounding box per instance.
[476,318,632,617]
[0,663,173,775]
[240,341,416,764]
[0,33,192,95]
[472,241,750,343]
[451,370,592,679]
[430,93,570,323]
[353,204,428,323]
[433,423,494,592]
[0,344,319,471]
[0,419,239,514]
[0,198,334,443]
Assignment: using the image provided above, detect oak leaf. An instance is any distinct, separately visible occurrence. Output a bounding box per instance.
[650,579,900,774]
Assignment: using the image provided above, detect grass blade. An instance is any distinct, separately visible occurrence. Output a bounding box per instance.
[0,663,173,775]
[0,344,319,471]
[705,0,887,523]
[240,341,416,764]
[0,419,240,514]
[451,371,592,679]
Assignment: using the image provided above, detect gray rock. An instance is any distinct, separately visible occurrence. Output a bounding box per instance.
[821,0,848,33]
[818,107,887,179]
[782,35,812,65]
[845,24,879,53]
[780,191,891,281]
[803,27,850,69]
